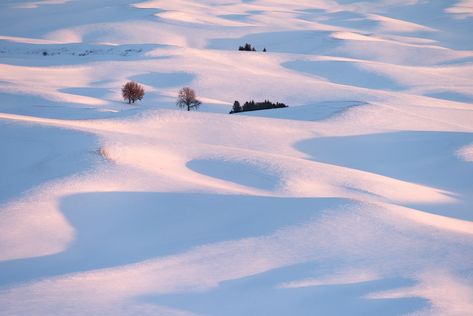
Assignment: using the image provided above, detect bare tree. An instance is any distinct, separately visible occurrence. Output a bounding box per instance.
[122,81,144,104]
[176,87,201,111]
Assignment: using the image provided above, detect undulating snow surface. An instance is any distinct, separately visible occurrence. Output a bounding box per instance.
[0,0,472,315]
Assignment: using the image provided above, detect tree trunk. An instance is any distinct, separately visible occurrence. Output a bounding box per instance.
[128,98,131,104]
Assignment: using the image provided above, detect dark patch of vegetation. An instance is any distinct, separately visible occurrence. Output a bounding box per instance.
[78,49,95,56]
[230,100,288,114]
[238,43,257,51]
[238,43,267,52]
[120,48,143,56]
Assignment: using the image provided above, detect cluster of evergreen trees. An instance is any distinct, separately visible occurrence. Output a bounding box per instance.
[238,43,267,52]
[230,100,288,114]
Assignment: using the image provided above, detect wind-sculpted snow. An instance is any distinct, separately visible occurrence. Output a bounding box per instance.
[0,0,472,315]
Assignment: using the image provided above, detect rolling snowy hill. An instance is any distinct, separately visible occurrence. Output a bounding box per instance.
[0,0,472,315]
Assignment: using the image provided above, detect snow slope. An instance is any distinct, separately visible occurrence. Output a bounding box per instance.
[0,0,472,315]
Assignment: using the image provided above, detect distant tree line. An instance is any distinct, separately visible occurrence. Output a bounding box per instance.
[230,100,288,113]
[238,43,266,52]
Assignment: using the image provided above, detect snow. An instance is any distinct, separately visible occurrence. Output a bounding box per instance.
[0,0,472,315]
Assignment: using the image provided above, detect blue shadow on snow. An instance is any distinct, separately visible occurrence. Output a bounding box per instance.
[141,262,427,316]
[0,194,347,287]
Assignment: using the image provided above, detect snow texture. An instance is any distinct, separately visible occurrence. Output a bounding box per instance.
[0,0,472,315]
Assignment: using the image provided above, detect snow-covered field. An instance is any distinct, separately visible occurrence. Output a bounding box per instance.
[0,0,472,315]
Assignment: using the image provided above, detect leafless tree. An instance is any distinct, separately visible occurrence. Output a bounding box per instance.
[176,87,201,111]
[122,81,144,104]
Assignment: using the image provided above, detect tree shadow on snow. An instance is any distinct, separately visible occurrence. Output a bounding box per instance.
[233,100,366,121]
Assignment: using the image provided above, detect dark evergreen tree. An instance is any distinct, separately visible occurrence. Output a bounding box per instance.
[233,99,287,113]
[239,43,257,51]
[231,100,242,113]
